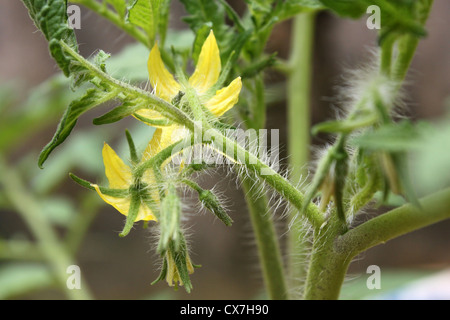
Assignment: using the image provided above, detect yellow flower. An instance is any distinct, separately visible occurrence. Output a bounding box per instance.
[92,128,164,222]
[165,248,195,289]
[135,30,242,149]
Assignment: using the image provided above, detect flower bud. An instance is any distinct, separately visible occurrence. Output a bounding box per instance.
[199,190,233,226]
[158,186,181,253]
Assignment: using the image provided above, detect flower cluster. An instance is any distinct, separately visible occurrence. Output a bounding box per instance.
[71,31,241,291]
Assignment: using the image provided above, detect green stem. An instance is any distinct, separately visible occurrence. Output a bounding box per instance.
[240,53,283,299]
[391,0,434,82]
[286,12,316,291]
[303,215,348,300]
[338,188,450,257]
[209,129,323,228]
[287,12,315,183]
[301,0,435,300]
[0,156,93,300]
[241,177,288,300]
[253,75,267,129]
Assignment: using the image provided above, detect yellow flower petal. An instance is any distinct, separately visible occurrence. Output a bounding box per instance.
[205,77,242,117]
[142,128,163,162]
[189,30,221,94]
[102,143,132,189]
[148,43,181,102]
[93,185,156,221]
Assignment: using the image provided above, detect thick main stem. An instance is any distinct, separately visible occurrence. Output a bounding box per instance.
[241,178,288,300]
[338,188,450,257]
[303,217,348,300]
[286,12,316,290]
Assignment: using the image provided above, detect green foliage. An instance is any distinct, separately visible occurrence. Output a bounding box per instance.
[318,0,427,43]
[21,0,78,76]
[105,0,127,19]
[350,120,426,152]
[14,0,446,300]
[179,0,233,63]
[128,0,172,46]
[37,43,167,168]
[38,86,119,168]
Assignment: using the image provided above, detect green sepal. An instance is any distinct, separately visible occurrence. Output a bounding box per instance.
[158,186,182,253]
[312,114,378,135]
[301,145,335,214]
[69,173,128,197]
[119,191,141,237]
[332,147,349,225]
[199,190,233,227]
[151,255,168,286]
[125,129,139,165]
[169,236,193,293]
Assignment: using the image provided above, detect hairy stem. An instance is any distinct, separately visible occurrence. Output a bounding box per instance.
[391,0,434,82]
[338,188,450,257]
[286,12,317,291]
[303,215,348,300]
[241,177,288,300]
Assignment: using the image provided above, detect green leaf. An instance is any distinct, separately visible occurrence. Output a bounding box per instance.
[318,0,366,18]
[128,0,171,46]
[274,0,324,21]
[311,114,378,135]
[411,114,450,194]
[350,121,425,152]
[38,41,180,167]
[192,23,213,64]
[179,0,232,60]
[105,0,128,19]
[318,0,426,41]
[93,102,143,125]
[69,50,111,89]
[21,0,78,76]
[38,88,118,168]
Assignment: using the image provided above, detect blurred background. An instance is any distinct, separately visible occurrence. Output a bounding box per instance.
[0,1,449,300]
